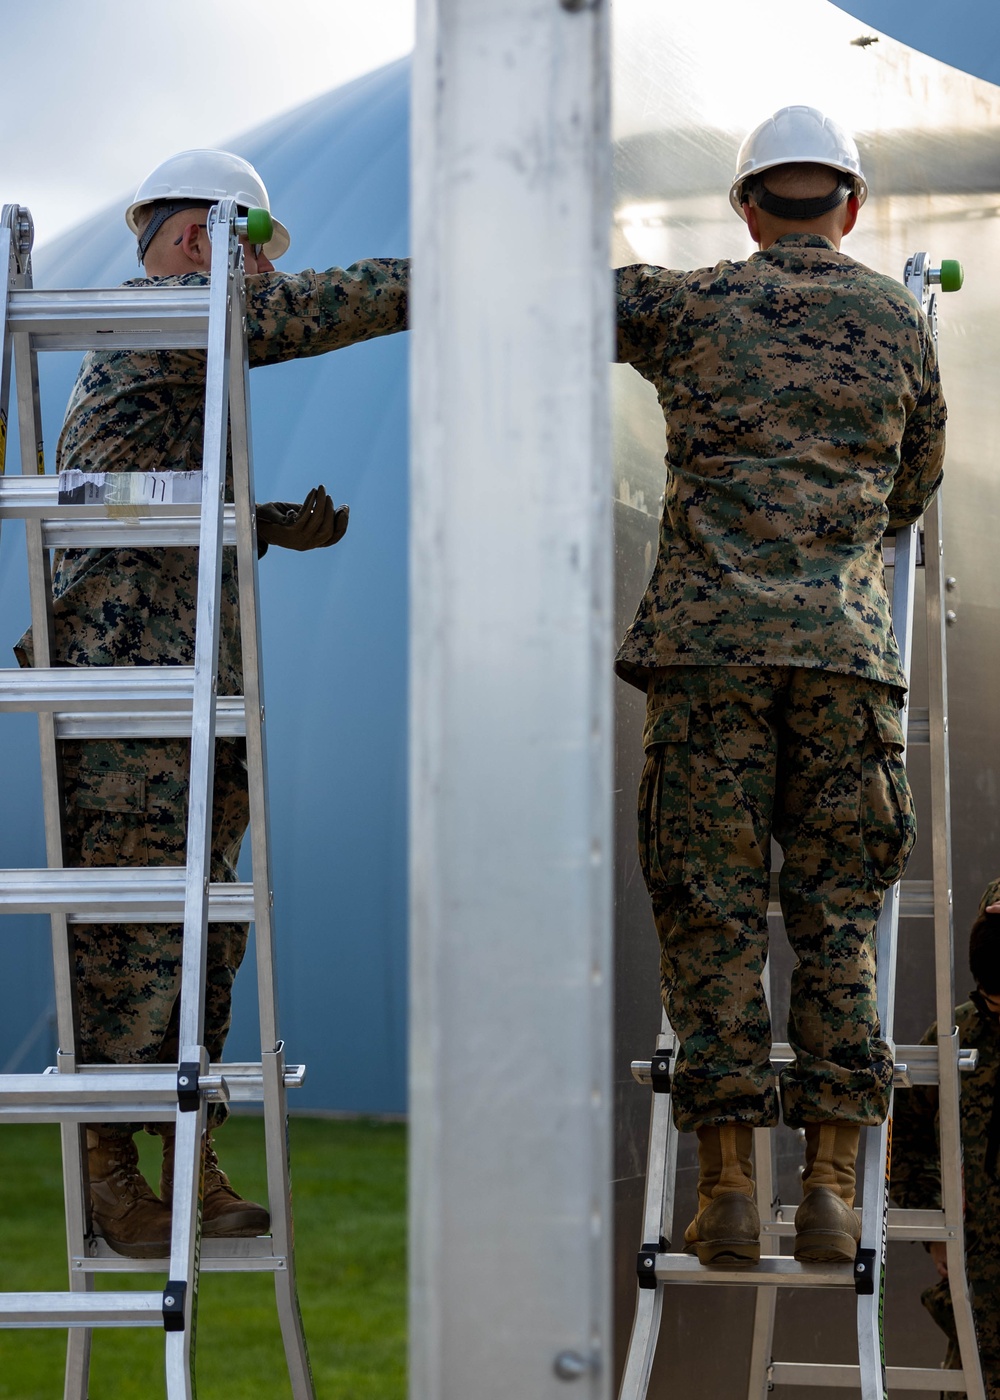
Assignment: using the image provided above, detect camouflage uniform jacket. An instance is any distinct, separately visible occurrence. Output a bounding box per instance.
[16,260,409,693]
[614,232,947,692]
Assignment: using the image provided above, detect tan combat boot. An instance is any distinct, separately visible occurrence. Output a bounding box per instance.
[87,1128,172,1259]
[160,1131,270,1238]
[794,1122,861,1264]
[683,1123,760,1268]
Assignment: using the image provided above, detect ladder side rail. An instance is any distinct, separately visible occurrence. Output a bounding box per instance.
[263,1045,315,1398]
[747,1122,779,1400]
[617,1014,678,1400]
[876,520,918,1030]
[769,1360,969,1390]
[174,205,236,1062]
[226,268,279,1055]
[6,209,95,1398]
[747,948,781,1400]
[226,228,315,1400]
[923,481,984,1400]
[0,207,30,491]
[855,521,917,1400]
[165,203,240,1397]
[163,1094,206,1400]
[904,254,983,1400]
[15,245,79,1059]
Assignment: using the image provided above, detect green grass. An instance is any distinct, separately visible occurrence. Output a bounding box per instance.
[0,1117,406,1399]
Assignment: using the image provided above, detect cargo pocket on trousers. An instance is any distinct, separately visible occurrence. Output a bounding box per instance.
[860,701,916,888]
[637,701,690,892]
[67,767,150,867]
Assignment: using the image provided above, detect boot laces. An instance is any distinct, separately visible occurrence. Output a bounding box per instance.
[97,1145,157,1205]
[203,1142,240,1200]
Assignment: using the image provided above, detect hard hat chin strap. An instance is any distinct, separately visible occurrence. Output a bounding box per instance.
[744,177,853,221]
[136,199,214,264]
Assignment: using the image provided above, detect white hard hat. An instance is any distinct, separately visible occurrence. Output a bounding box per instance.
[126,149,290,260]
[729,106,868,218]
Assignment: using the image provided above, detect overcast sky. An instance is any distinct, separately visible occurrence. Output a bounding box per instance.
[2,0,415,244]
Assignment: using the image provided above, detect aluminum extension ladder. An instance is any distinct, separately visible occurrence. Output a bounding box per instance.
[0,201,315,1399]
[620,251,983,1400]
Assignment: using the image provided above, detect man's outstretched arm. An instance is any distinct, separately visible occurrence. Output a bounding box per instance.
[247,259,409,367]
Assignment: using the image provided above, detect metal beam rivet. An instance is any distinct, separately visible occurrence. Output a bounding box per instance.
[554,1350,592,1380]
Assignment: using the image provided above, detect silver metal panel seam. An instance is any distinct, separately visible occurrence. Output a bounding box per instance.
[409,0,614,1396]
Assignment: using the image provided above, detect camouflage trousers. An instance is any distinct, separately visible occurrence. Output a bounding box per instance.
[60,737,250,1134]
[923,1276,1000,1399]
[637,666,914,1132]
[924,1271,997,1400]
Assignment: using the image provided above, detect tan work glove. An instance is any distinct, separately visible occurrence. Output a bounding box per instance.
[255,486,349,556]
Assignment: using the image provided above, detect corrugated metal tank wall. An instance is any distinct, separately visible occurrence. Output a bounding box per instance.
[611,3,1000,1393]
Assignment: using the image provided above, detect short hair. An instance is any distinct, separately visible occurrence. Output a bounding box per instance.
[133,198,212,265]
[759,162,842,199]
[969,909,1000,994]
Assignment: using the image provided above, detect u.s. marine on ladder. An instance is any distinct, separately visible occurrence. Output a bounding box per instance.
[613,105,982,1400]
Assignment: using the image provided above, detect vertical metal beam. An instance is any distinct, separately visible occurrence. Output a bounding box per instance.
[409,1,613,1397]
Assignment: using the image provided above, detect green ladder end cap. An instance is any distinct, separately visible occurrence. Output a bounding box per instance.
[245,208,274,247]
[940,259,964,293]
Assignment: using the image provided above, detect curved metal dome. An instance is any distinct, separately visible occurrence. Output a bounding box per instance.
[0,59,411,1113]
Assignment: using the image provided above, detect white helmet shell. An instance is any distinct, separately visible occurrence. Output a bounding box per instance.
[729,105,868,218]
[125,149,290,258]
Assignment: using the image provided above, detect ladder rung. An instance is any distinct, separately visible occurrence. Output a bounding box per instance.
[0,666,202,710]
[53,698,246,740]
[761,1209,954,1242]
[0,1069,228,1123]
[0,474,206,518]
[0,1062,305,1122]
[41,516,238,549]
[0,1290,165,1327]
[631,1044,976,1089]
[0,478,240,548]
[887,1207,954,1240]
[906,707,930,745]
[651,1252,854,1287]
[76,1237,287,1273]
[67,1060,306,1099]
[0,667,248,737]
[899,879,934,918]
[7,286,211,351]
[768,1361,964,1391]
[0,868,255,922]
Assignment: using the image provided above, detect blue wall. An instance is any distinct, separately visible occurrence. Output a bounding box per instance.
[834,0,1000,86]
[0,60,411,1113]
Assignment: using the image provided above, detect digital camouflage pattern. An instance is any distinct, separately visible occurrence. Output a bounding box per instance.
[16,259,409,690]
[615,233,946,692]
[61,737,250,1133]
[891,989,1000,1398]
[638,665,913,1131]
[14,259,409,1097]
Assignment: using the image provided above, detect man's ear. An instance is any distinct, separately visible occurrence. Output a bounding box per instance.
[744,201,762,246]
[177,221,210,268]
[840,193,860,240]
